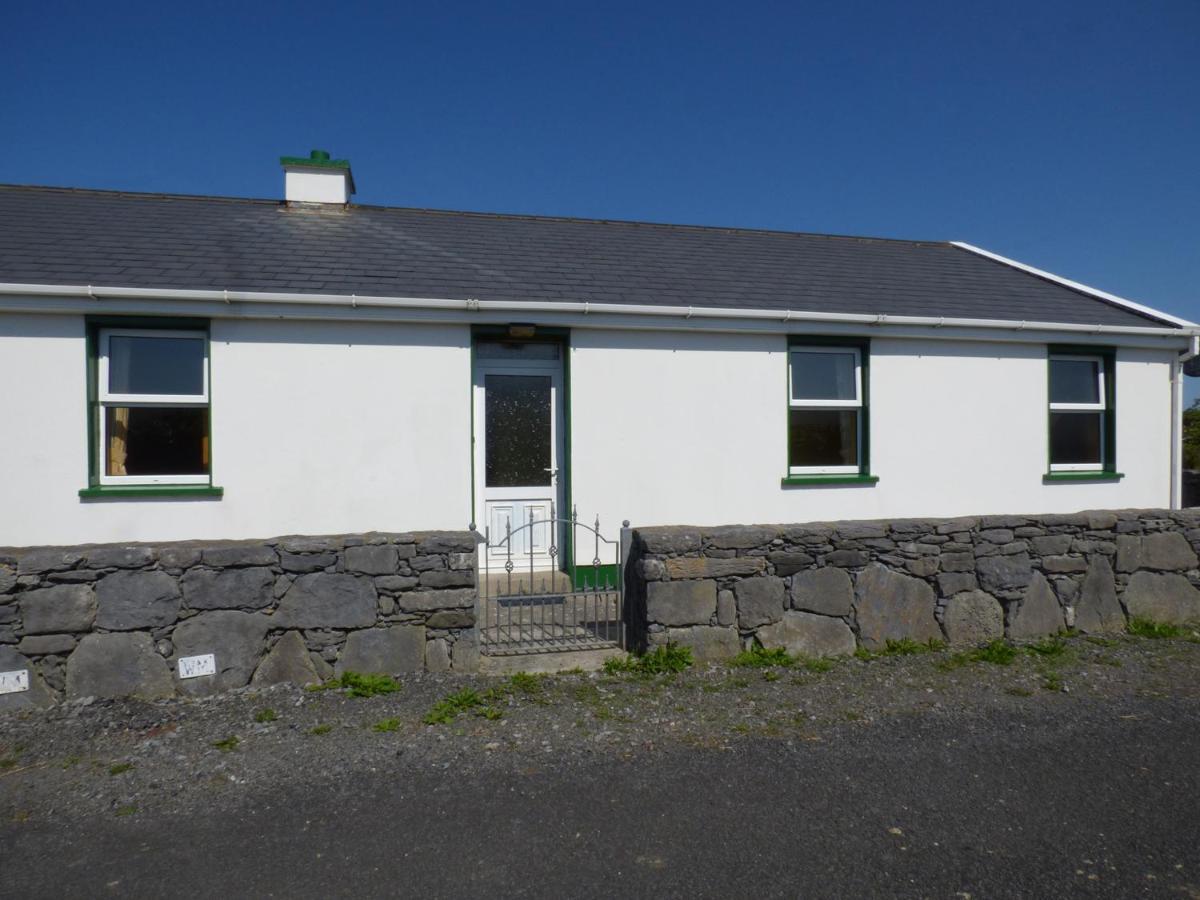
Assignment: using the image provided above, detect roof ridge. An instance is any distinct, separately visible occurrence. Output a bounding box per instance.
[0,182,946,246]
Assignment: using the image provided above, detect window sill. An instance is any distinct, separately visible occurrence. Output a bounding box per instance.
[79,484,224,500]
[1042,472,1124,483]
[781,474,880,487]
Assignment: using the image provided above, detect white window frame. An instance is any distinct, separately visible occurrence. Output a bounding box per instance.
[788,346,863,475]
[1048,353,1106,472]
[97,328,210,486]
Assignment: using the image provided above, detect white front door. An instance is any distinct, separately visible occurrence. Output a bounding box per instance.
[473,341,564,570]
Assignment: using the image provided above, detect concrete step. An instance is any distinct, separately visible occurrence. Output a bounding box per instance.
[478,646,625,675]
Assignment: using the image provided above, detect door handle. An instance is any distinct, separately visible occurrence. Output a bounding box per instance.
[544,467,558,481]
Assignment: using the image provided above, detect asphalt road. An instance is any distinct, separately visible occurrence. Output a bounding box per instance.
[3,700,1198,899]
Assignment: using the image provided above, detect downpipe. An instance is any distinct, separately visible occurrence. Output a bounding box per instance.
[1171,335,1200,509]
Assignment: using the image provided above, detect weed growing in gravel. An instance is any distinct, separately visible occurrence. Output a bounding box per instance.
[1042,672,1064,692]
[372,718,401,733]
[108,762,133,776]
[0,756,16,771]
[309,724,333,736]
[508,672,544,695]
[115,805,137,817]
[309,671,401,698]
[1006,686,1034,697]
[424,687,505,725]
[1025,637,1068,658]
[762,670,781,682]
[212,736,240,752]
[1094,654,1122,667]
[254,708,278,724]
[800,656,836,673]
[1084,635,1118,647]
[604,644,693,677]
[1128,618,1192,639]
[731,646,793,668]
[938,640,1019,671]
[857,638,945,661]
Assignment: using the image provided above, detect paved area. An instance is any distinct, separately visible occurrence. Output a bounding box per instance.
[2,633,1199,897]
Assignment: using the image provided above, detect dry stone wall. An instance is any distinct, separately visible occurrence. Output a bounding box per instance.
[630,509,1200,663]
[0,532,478,710]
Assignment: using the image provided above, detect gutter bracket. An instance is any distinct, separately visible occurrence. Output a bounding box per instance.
[87,285,97,301]
[465,297,480,312]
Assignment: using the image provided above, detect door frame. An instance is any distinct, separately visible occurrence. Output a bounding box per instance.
[470,327,571,572]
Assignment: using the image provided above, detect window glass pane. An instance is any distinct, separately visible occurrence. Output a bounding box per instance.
[1049,412,1102,466]
[485,375,551,487]
[789,409,859,468]
[791,351,857,401]
[1050,358,1100,405]
[475,341,559,360]
[108,335,205,395]
[105,407,209,476]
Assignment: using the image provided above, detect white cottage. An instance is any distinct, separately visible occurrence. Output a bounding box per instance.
[0,151,1196,558]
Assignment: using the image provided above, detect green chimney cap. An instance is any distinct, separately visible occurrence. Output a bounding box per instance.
[279,149,351,170]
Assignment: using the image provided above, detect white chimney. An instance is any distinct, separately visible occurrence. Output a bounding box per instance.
[281,149,355,204]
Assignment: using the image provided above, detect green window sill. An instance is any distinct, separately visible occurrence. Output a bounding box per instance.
[79,485,224,500]
[781,474,880,487]
[1043,472,1124,483]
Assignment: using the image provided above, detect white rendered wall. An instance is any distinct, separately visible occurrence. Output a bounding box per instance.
[568,329,1176,531]
[284,168,351,204]
[0,315,471,546]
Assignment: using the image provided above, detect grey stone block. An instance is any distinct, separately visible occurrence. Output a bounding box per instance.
[66,633,174,700]
[824,550,869,568]
[1075,557,1124,633]
[17,548,83,575]
[768,551,815,576]
[0,646,55,710]
[734,576,785,629]
[639,528,702,555]
[425,610,476,629]
[665,557,766,579]
[181,567,274,611]
[757,611,856,659]
[706,525,777,549]
[201,544,278,568]
[1122,572,1200,624]
[425,638,451,673]
[376,575,420,593]
[274,574,378,629]
[1032,535,1073,556]
[279,551,337,573]
[941,552,976,573]
[17,633,77,656]
[646,580,717,627]
[345,545,400,576]
[278,537,342,554]
[20,585,95,634]
[1040,556,1087,574]
[976,554,1033,595]
[158,546,202,570]
[790,567,853,617]
[409,555,445,572]
[396,589,475,613]
[1008,572,1066,640]
[853,564,941,650]
[1116,532,1199,573]
[336,626,425,674]
[418,569,475,588]
[251,630,322,687]
[171,611,268,696]
[836,522,888,540]
[96,570,181,630]
[85,546,156,569]
[418,533,477,554]
[653,626,740,663]
[0,565,15,594]
[942,591,1004,645]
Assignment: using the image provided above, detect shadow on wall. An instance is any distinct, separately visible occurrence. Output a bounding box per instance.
[1185,471,1200,509]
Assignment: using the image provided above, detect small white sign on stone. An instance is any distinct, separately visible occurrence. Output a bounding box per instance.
[0,669,30,694]
[178,654,217,679]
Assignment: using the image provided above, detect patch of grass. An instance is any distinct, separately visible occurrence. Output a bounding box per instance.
[883,638,946,656]
[108,762,133,776]
[309,724,333,736]
[60,755,82,769]
[253,708,278,724]
[372,717,401,733]
[508,672,545,696]
[212,736,240,752]
[1128,618,1190,639]
[424,687,504,725]
[604,644,693,677]
[1042,672,1063,692]
[0,756,17,771]
[937,639,1018,671]
[800,656,836,673]
[730,645,794,668]
[1025,636,1068,658]
[1094,654,1122,667]
[1005,686,1034,697]
[762,670,781,682]
[1084,635,1118,647]
[309,671,402,698]
[114,805,137,818]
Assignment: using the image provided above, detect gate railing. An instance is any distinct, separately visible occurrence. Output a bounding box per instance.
[476,503,627,656]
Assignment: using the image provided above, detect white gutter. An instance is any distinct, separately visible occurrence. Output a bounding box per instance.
[952,242,1198,329]
[1,281,1198,341]
[1170,334,1200,509]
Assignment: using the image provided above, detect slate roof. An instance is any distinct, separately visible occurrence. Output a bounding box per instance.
[0,184,1176,328]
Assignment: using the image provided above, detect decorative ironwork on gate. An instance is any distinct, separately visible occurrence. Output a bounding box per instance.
[476,504,627,656]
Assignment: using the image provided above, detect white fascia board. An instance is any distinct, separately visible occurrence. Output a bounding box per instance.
[952,241,1197,329]
[0,281,1197,349]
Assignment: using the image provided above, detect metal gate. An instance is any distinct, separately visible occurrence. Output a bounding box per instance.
[477,505,626,656]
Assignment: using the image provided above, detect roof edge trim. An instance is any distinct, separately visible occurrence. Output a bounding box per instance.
[1,281,1197,341]
[951,242,1195,329]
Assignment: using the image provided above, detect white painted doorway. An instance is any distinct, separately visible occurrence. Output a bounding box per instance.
[473,340,565,571]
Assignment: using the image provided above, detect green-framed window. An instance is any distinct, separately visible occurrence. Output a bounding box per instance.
[783,337,876,486]
[81,318,221,499]
[1046,345,1119,481]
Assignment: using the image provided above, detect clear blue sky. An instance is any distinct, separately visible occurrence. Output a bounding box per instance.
[6,0,1198,399]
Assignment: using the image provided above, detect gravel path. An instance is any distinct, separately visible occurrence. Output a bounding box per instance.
[3,632,1198,826]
